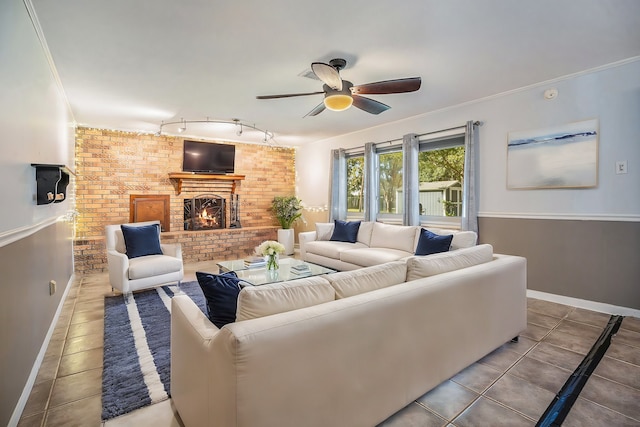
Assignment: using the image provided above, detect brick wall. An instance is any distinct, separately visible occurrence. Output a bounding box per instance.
[74,127,295,274]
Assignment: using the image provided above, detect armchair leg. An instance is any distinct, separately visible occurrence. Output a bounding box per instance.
[510,336,519,343]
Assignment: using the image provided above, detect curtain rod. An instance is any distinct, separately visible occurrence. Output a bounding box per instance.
[373,121,481,147]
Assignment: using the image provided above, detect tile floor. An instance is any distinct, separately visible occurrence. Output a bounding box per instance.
[17,260,640,427]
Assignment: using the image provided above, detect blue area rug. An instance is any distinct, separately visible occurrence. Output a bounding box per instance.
[101,281,206,420]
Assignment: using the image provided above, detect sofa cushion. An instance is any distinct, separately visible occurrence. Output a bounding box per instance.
[340,248,412,268]
[196,271,242,328]
[330,220,361,243]
[356,221,374,246]
[315,223,334,241]
[120,223,162,258]
[305,240,368,259]
[370,222,418,253]
[236,276,335,321]
[406,244,494,281]
[428,228,478,250]
[128,254,183,280]
[325,261,407,299]
[415,228,453,256]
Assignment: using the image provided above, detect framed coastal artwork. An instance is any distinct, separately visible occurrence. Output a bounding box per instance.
[507,119,598,189]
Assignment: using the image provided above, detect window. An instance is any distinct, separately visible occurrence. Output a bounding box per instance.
[378,148,403,216]
[346,154,364,216]
[418,135,465,224]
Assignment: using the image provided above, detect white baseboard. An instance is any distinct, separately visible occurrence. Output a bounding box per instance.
[8,274,75,427]
[527,289,640,318]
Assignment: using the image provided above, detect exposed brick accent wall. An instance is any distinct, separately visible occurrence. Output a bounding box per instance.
[73,127,295,274]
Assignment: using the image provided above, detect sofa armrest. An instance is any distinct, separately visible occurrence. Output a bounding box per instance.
[161,243,182,260]
[106,250,129,292]
[171,295,221,427]
[298,231,317,260]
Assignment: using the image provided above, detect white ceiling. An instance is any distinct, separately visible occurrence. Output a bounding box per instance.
[31,0,640,146]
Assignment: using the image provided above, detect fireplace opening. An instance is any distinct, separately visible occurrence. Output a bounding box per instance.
[184,194,225,230]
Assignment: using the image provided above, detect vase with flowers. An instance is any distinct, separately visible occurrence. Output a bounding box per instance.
[271,196,304,256]
[257,240,285,270]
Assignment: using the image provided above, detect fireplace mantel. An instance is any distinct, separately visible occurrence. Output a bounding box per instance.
[168,172,245,195]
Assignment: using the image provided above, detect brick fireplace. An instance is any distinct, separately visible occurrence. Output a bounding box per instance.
[72,127,296,274]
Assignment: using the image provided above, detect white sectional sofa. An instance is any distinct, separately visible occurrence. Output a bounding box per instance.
[171,244,527,427]
[299,221,478,271]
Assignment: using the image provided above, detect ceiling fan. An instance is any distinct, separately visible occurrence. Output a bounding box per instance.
[256,58,421,117]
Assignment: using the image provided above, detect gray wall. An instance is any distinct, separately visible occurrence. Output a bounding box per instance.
[0,222,74,424]
[479,217,640,310]
[297,58,640,312]
[1,0,75,424]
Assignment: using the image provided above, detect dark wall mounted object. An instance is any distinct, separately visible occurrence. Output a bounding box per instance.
[31,164,74,205]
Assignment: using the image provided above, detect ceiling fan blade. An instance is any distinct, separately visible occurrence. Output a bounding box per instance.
[256,91,324,99]
[311,62,343,91]
[351,77,421,95]
[352,95,390,115]
[304,102,326,117]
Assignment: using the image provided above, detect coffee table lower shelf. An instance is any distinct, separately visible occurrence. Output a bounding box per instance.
[216,257,336,286]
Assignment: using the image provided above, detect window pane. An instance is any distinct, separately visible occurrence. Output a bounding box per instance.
[346,156,364,214]
[418,146,465,217]
[378,151,403,214]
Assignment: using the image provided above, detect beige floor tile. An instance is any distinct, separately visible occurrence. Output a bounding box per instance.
[615,328,640,349]
[621,316,640,334]
[453,396,534,427]
[527,299,573,319]
[594,356,640,391]
[527,341,584,372]
[521,323,552,341]
[543,329,595,355]
[17,411,45,427]
[44,394,102,427]
[485,373,556,421]
[477,346,522,371]
[103,399,184,427]
[527,310,563,329]
[21,379,53,417]
[67,319,104,339]
[416,380,479,420]
[563,397,640,427]
[63,332,103,355]
[49,368,102,408]
[503,336,538,355]
[451,362,503,394]
[607,340,640,366]
[581,375,640,421]
[509,357,571,394]
[70,310,104,325]
[554,319,603,341]
[377,403,447,427]
[57,347,104,377]
[567,307,612,328]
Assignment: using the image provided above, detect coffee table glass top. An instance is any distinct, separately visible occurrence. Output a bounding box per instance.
[217,257,335,286]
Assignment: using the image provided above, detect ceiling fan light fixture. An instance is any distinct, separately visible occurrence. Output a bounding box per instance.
[324,94,353,111]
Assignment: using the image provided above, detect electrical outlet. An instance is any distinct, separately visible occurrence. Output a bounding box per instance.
[616,160,628,174]
[49,280,57,295]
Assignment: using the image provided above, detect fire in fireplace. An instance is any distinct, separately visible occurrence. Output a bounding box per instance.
[184,195,225,230]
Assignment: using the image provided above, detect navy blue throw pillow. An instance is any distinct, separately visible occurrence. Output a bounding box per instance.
[415,228,453,256]
[120,223,163,259]
[330,220,361,243]
[196,271,242,328]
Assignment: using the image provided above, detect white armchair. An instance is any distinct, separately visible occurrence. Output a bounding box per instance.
[105,220,184,296]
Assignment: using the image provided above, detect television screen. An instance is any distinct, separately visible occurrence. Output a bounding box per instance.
[182,140,235,174]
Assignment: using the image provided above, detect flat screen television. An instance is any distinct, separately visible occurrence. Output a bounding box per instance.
[182,140,235,174]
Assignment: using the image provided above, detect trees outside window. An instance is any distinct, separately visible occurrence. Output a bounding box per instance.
[418,146,465,217]
[346,156,364,213]
[378,151,403,214]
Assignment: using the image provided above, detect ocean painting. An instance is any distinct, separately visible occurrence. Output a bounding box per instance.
[507,119,598,189]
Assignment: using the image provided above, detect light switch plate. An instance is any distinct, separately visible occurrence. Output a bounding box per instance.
[616,161,628,174]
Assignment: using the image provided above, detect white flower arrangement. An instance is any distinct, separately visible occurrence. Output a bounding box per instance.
[257,240,285,256]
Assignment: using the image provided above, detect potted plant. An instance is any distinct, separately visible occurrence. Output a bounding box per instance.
[271,195,303,255]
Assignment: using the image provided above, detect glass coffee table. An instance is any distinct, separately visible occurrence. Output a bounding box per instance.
[217,257,336,286]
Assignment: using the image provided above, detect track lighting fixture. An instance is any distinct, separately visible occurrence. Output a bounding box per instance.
[157,117,275,143]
